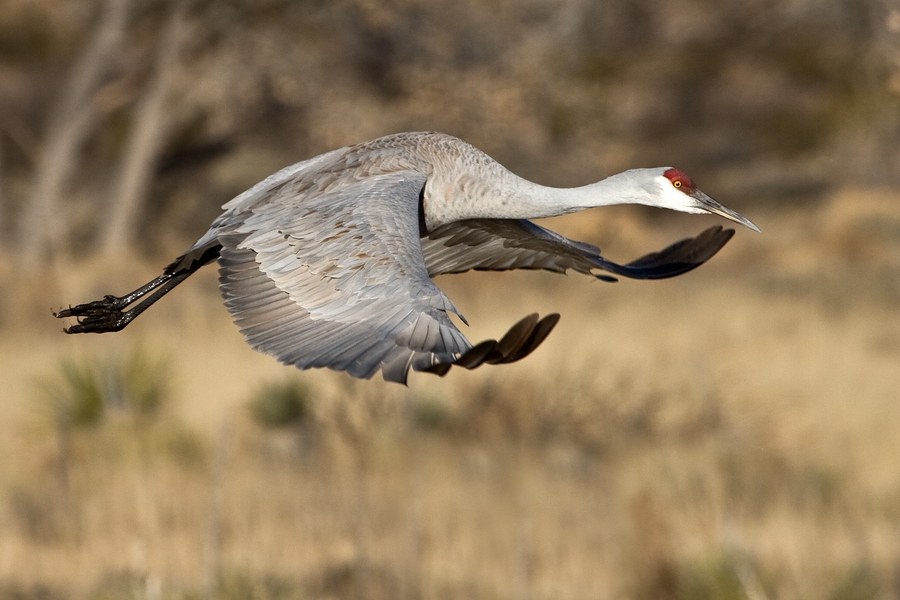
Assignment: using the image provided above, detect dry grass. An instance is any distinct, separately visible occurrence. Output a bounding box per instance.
[2,191,900,599]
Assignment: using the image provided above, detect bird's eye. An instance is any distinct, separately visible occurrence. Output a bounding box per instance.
[664,168,695,192]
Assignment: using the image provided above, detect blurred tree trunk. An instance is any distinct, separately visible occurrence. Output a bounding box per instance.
[19,0,130,270]
[0,136,5,251]
[100,0,192,256]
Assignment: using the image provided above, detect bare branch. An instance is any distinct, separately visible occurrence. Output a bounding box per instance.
[19,0,131,269]
[101,0,194,255]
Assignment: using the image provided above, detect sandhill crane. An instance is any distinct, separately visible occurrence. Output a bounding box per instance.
[56,132,758,384]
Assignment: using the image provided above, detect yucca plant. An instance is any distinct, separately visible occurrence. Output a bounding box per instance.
[114,347,170,419]
[38,347,171,428]
[248,377,310,429]
[38,358,105,429]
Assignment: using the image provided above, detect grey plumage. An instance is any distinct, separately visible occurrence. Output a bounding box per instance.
[56,132,756,384]
[216,171,469,382]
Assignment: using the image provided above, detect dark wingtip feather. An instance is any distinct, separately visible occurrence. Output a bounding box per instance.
[600,225,735,280]
[504,313,560,363]
[455,340,499,369]
[493,313,539,359]
[421,362,453,377]
[417,313,560,378]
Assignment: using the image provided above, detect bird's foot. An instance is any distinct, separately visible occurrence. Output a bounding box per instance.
[54,295,132,334]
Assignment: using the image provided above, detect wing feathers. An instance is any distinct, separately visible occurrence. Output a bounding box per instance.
[422,220,734,281]
[217,171,484,383]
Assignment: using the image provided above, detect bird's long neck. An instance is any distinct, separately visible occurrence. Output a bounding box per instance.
[425,163,654,228]
[500,173,647,218]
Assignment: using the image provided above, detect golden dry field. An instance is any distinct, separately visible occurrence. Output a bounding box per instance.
[2,189,899,600]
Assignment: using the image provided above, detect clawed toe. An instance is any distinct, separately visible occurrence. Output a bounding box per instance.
[63,313,129,334]
[54,296,131,334]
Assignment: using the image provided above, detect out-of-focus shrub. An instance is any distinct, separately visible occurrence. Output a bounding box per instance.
[37,347,171,427]
[248,377,310,429]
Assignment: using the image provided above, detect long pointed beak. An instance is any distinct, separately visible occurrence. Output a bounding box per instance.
[691,190,760,232]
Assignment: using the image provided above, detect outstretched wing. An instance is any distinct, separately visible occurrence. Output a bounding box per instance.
[421,219,734,281]
[217,171,476,384]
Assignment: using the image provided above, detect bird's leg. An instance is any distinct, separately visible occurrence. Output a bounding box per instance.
[55,269,191,334]
[56,244,220,334]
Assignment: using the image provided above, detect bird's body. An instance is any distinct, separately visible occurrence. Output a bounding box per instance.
[57,132,758,384]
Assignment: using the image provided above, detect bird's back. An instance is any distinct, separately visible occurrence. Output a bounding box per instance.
[187,132,519,251]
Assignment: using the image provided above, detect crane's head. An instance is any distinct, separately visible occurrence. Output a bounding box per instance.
[656,168,759,231]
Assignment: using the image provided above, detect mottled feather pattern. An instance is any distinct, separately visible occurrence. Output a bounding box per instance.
[216,169,474,382]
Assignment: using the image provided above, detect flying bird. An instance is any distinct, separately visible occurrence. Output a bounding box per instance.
[56,132,758,384]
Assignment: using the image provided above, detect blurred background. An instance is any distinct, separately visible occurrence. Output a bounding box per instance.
[2,0,900,598]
